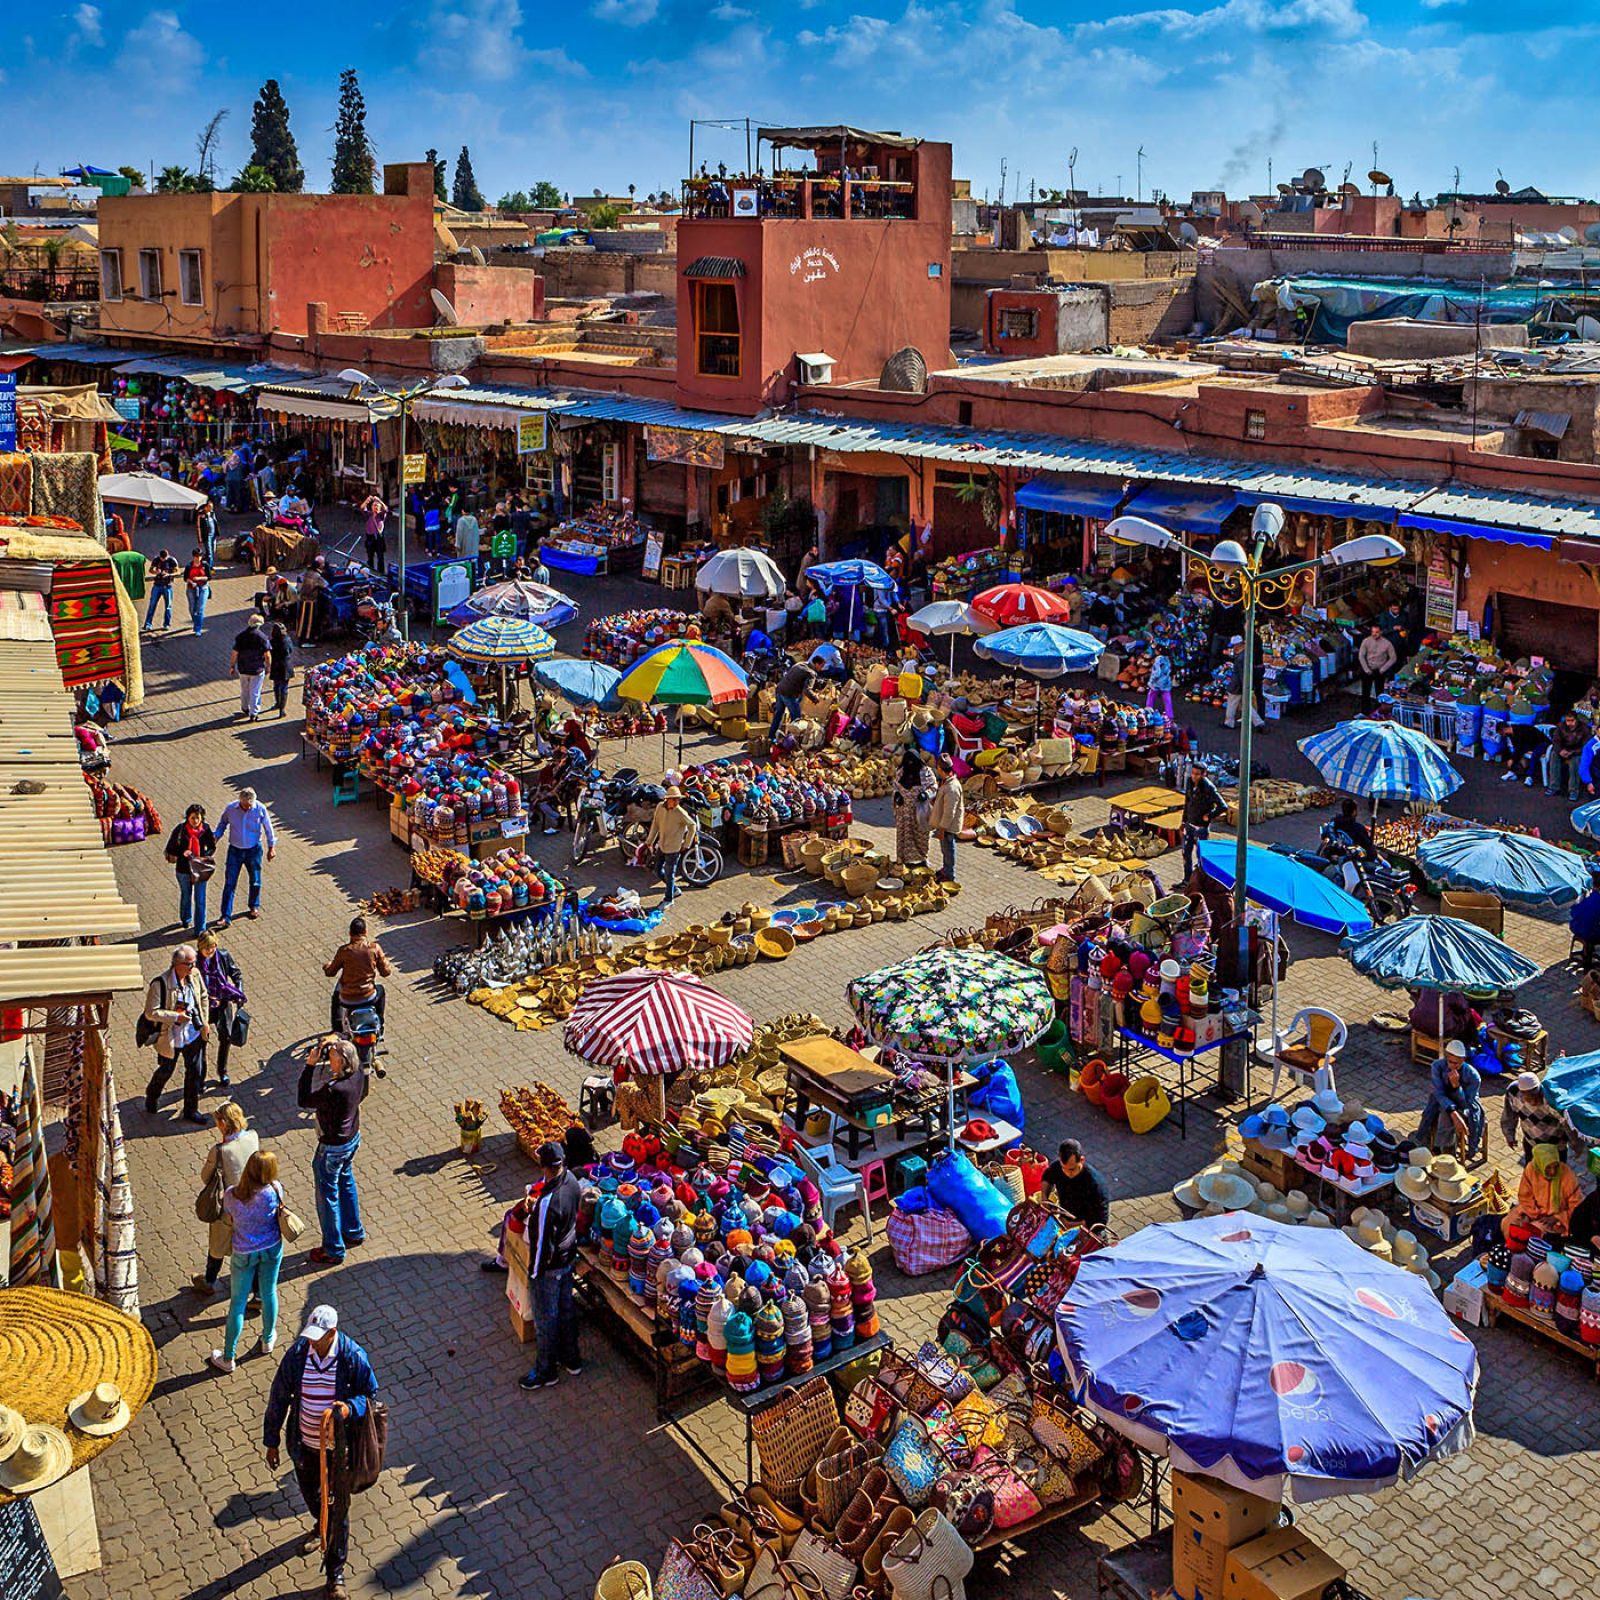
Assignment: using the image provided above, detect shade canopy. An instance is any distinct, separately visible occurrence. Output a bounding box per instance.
[1342,913,1539,995]
[1417,827,1590,911]
[446,615,556,665]
[1196,842,1373,936]
[96,471,208,510]
[806,559,897,596]
[1540,1051,1600,1142]
[696,547,787,601]
[447,577,578,630]
[533,657,622,709]
[848,947,1054,1063]
[1571,799,1600,842]
[970,582,1073,629]
[1297,719,1463,803]
[974,622,1105,679]
[1055,1214,1478,1503]
[563,969,754,1077]
[907,600,988,638]
[616,640,748,707]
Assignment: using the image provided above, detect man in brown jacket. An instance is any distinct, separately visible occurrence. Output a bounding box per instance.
[928,756,966,883]
[143,943,213,1123]
[325,916,392,1037]
[645,786,698,903]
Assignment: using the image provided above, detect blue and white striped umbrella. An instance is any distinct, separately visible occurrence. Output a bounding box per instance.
[446,615,556,665]
[1417,827,1590,911]
[1297,719,1463,803]
[974,622,1105,680]
[1343,913,1539,995]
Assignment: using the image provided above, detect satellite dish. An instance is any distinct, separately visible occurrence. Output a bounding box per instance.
[1340,182,1359,197]
[1368,169,1391,187]
[1578,315,1600,341]
[1301,167,1326,191]
[469,245,487,265]
[1584,223,1600,245]
[1178,221,1198,244]
[1239,201,1264,223]
[429,289,460,326]
[1276,183,1293,195]
[1559,226,1579,243]
[1495,178,1511,195]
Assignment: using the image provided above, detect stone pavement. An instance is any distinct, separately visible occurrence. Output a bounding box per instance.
[67,512,1589,1600]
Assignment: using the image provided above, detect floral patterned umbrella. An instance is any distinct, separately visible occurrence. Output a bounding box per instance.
[847,947,1055,1064]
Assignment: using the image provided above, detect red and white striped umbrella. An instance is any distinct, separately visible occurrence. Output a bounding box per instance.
[563,969,754,1078]
[970,582,1072,629]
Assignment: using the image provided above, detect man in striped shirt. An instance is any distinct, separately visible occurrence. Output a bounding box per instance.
[264,1305,379,1600]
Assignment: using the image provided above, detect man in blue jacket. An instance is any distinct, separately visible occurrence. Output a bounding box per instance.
[264,1305,379,1600]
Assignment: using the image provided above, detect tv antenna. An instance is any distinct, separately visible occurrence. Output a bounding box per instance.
[1067,146,1077,200]
[1136,146,1146,202]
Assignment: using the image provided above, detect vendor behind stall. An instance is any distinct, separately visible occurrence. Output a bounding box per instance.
[808,642,848,683]
[1417,1040,1485,1163]
[1505,1143,1581,1242]
[1040,1140,1110,1228]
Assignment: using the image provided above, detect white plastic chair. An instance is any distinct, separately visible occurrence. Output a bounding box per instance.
[794,1144,872,1241]
[1268,1007,1347,1100]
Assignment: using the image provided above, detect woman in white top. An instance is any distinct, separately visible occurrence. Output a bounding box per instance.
[192,1103,259,1298]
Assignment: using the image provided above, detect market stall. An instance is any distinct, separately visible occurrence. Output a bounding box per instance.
[1386,632,1555,756]
[541,506,647,576]
[583,607,698,669]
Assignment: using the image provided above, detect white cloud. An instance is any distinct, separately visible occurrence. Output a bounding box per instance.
[72,3,103,46]
[1080,0,1364,40]
[527,47,589,74]
[593,0,659,23]
[417,0,525,80]
[114,11,203,83]
[711,1,752,16]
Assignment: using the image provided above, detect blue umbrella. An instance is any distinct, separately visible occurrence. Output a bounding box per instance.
[1343,913,1539,995]
[1297,719,1463,803]
[1197,841,1373,936]
[1541,1052,1600,1142]
[973,622,1105,680]
[1055,1214,1478,1502]
[534,657,623,709]
[1571,799,1600,841]
[806,559,897,595]
[1416,827,1589,911]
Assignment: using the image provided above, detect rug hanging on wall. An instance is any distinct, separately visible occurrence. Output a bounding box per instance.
[49,562,127,688]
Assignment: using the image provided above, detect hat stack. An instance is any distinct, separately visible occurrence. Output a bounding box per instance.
[1429,1154,1474,1205]
[783,1295,814,1375]
[723,1309,760,1393]
[1369,1128,1400,1173]
[1531,1259,1560,1320]
[805,1277,834,1361]
[754,1301,788,1386]
[0,1424,73,1497]
[627,1222,654,1297]
[1556,1270,1585,1339]
[706,1292,731,1373]
[829,1263,857,1352]
[846,1252,879,1340]
[1503,1252,1535,1309]
[677,1283,700,1350]
[1311,1089,1345,1124]
[1484,1244,1510,1290]
[1343,1122,1375,1182]
[1258,1103,1293,1153]
[1580,1282,1600,1347]
[1195,1168,1256,1213]
[1396,1153,1433,1204]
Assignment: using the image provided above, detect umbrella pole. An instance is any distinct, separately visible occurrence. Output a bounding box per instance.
[949,633,957,677]
[947,1059,956,1153]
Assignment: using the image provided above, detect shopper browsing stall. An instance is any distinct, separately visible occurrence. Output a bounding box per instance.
[1501,1071,1569,1163]
[1040,1139,1110,1228]
[1357,624,1397,712]
[517,1141,584,1393]
[928,756,965,884]
[890,748,935,869]
[646,785,697,905]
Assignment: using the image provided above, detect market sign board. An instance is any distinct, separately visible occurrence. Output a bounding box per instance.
[517,413,548,455]
[402,453,428,486]
[431,558,474,625]
[645,426,725,470]
[0,372,15,453]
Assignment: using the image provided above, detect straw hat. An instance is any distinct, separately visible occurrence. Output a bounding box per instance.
[1196,1170,1256,1211]
[0,1405,24,1463]
[1391,1230,1423,1264]
[1303,1210,1332,1228]
[1434,1173,1474,1204]
[0,1424,73,1494]
[1172,1178,1203,1211]
[68,1381,131,1438]
[1356,1219,1386,1249]
[1254,1181,1282,1206]
[0,1287,156,1479]
[1343,1121,1372,1151]
[1285,1190,1312,1219]
[1396,1166,1434,1202]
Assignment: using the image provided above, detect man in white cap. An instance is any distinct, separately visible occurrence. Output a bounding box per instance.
[1501,1070,1568,1165]
[264,1305,380,1600]
[1417,1040,1485,1164]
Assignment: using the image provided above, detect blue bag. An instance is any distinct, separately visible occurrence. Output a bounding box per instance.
[927,1150,1013,1243]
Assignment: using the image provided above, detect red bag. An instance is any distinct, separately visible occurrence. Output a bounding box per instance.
[887,1203,973,1276]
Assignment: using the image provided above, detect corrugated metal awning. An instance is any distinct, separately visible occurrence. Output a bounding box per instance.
[255,391,386,424]
[683,257,747,280]
[1515,409,1572,440]
[410,396,528,430]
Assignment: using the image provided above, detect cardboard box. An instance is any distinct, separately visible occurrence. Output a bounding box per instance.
[503,1224,535,1344]
[1172,1472,1277,1552]
[1443,1257,1488,1327]
[1223,1528,1344,1600]
[1439,888,1503,937]
[1409,1192,1490,1244]
[1173,1535,1228,1600]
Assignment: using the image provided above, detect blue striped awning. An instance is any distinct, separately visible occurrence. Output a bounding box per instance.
[1016,477,1127,518]
[1121,484,1239,534]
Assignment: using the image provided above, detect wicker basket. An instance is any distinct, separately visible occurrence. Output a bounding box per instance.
[594,1560,652,1600]
[753,1376,842,1508]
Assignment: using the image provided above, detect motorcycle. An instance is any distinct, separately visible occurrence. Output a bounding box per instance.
[330,995,385,1078]
[572,766,723,885]
[1270,824,1415,924]
[352,591,401,647]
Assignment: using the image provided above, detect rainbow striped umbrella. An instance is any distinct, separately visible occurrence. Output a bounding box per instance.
[616,639,748,707]
[447,615,556,665]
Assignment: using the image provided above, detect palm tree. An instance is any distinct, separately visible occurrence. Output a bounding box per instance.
[156,165,195,194]
[41,236,69,296]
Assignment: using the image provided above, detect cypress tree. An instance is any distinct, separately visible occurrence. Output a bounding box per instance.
[452,147,485,212]
[331,69,376,195]
[249,80,303,194]
[426,148,447,202]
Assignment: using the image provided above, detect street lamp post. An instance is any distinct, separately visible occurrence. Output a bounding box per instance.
[1105,505,1404,925]
[337,369,469,640]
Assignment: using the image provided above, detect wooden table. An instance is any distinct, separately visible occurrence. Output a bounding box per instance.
[782,1036,900,1159]
[958,1118,1021,1159]
[1482,1287,1600,1378]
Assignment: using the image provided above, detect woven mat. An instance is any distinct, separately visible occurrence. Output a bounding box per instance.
[0,452,32,517]
[29,452,103,543]
[50,562,127,688]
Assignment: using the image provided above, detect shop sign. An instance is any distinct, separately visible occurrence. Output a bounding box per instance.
[645,426,725,470]
[789,245,840,285]
[402,453,428,486]
[0,372,15,453]
[642,530,664,580]
[517,413,548,455]
[1423,546,1456,633]
[732,188,758,218]
[431,559,474,624]
[112,396,142,422]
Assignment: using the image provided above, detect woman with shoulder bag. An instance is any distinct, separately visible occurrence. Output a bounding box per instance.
[195,931,247,1090]
[192,1102,259,1300]
[209,1151,293,1373]
[164,802,217,936]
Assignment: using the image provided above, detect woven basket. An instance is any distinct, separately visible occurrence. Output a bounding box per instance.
[984,1163,1026,1205]
[753,1375,841,1506]
[594,1559,652,1600]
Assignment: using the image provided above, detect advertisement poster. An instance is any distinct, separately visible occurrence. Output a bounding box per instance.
[1423,547,1457,633]
[0,372,15,453]
[402,453,428,486]
[516,413,548,455]
[642,531,664,580]
[645,426,725,470]
[431,559,474,624]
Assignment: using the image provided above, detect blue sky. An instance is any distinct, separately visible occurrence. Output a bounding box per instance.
[7,1,1596,203]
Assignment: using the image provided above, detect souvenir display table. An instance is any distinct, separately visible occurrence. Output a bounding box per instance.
[583,606,696,668]
[1106,784,1186,839]
[1114,1027,1251,1140]
[1481,1286,1600,1378]
[1389,631,1554,756]
[540,507,647,576]
[929,545,1015,600]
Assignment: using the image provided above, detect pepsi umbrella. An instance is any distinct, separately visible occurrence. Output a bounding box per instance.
[807,559,898,634]
[1416,826,1589,912]
[908,599,992,674]
[1540,1051,1600,1143]
[1196,841,1373,937]
[1055,1214,1478,1502]
[1297,719,1462,804]
[533,656,622,710]
[975,622,1105,680]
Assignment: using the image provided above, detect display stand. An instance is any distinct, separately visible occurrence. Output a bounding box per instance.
[574,1247,714,1418]
[1116,1029,1251,1140]
[1482,1288,1600,1379]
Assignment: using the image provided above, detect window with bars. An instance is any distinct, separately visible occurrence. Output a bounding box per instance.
[179,249,204,306]
[138,248,162,301]
[997,308,1038,339]
[1244,408,1267,441]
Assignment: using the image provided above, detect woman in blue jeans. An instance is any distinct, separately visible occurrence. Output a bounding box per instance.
[208,1151,286,1373]
[163,803,217,936]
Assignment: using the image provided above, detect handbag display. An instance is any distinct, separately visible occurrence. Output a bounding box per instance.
[861,1506,915,1597]
[1030,1397,1103,1477]
[927,1472,994,1543]
[971,1456,1042,1530]
[834,1467,898,1561]
[881,1509,974,1600]
[843,1377,901,1445]
[753,1377,843,1509]
[815,1441,879,1529]
[882,1416,944,1509]
[746,1485,805,1555]
[195,1150,226,1225]
[744,1548,829,1600]
[802,1427,855,1526]
[658,1539,722,1600]
[905,1344,975,1417]
[787,1529,858,1600]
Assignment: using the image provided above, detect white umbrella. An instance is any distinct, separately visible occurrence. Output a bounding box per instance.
[907,599,991,673]
[696,547,786,601]
[97,472,209,510]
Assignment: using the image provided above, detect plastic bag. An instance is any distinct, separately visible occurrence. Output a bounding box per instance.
[969,1062,1025,1131]
[927,1150,1014,1243]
